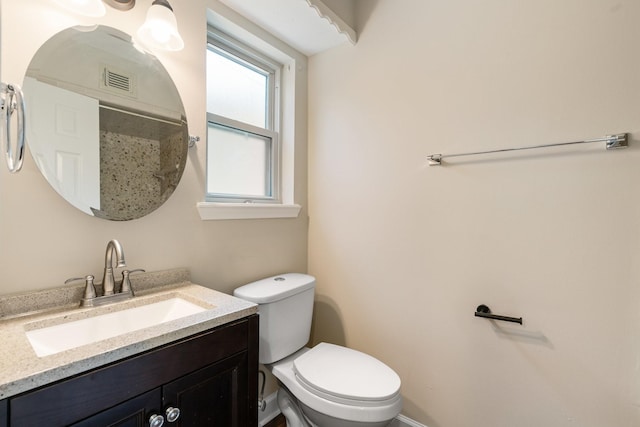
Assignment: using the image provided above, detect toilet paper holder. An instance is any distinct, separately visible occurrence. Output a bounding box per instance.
[474,304,523,325]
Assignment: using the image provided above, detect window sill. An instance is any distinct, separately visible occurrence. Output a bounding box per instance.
[196,202,301,220]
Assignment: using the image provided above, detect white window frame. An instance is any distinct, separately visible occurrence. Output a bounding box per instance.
[206,114,280,203]
[198,8,302,221]
[205,30,281,203]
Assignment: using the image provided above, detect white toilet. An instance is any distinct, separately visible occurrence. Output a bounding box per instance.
[234,273,402,427]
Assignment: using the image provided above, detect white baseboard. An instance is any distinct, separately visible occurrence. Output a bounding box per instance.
[259,391,426,427]
[258,391,280,427]
[390,414,428,427]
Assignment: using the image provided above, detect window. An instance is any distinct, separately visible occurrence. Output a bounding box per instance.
[198,11,302,221]
[205,31,280,203]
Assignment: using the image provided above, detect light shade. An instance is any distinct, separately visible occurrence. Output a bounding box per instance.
[53,0,106,17]
[135,0,184,51]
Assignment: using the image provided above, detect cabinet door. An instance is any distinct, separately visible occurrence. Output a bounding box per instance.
[0,399,6,427]
[163,353,248,427]
[69,388,161,427]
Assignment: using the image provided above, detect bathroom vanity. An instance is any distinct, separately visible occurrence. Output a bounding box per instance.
[0,269,258,426]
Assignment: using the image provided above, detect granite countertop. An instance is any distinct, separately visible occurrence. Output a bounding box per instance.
[0,268,257,399]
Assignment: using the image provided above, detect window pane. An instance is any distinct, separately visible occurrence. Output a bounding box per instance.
[207,122,271,198]
[206,48,268,128]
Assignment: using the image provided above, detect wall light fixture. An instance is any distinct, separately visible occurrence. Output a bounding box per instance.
[103,0,136,11]
[135,0,184,52]
[53,0,184,51]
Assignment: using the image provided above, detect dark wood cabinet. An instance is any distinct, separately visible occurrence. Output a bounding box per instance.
[70,389,161,427]
[163,352,248,426]
[4,315,258,427]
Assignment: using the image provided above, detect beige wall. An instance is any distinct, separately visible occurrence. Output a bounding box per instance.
[308,0,640,426]
[0,0,308,295]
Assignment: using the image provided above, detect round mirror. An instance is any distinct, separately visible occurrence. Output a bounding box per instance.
[23,25,188,221]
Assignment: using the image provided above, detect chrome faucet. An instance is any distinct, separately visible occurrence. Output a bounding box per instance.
[101,239,126,296]
[65,239,145,307]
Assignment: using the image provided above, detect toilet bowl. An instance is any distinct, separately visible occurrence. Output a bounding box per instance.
[234,273,402,427]
[270,344,402,426]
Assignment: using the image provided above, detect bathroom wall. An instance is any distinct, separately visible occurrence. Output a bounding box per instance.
[308,0,640,426]
[0,0,308,294]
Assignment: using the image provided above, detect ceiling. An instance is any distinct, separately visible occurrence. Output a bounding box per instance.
[218,0,357,56]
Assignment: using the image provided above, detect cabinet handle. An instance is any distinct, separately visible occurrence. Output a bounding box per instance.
[165,406,181,423]
[149,414,165,427]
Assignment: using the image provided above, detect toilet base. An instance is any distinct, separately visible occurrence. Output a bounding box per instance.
[277,386,310,427]
[277,385,394,427]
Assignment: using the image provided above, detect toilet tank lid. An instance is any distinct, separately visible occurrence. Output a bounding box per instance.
[233,273,315,303]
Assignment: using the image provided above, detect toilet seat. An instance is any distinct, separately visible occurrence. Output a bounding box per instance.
[293,343,401,404]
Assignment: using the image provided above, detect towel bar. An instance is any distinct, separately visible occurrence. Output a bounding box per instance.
[428,133,629,166]
[474,304,522,325]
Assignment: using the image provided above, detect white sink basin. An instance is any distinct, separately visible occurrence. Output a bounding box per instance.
[26,297,207,357]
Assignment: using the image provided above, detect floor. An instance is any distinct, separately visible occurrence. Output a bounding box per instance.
[265,414,286,427]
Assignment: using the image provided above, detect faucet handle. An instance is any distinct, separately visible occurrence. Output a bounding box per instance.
[120,269,145,294]
[65,275,97,301]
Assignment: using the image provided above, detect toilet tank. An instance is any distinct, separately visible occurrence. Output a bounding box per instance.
[234,273,315,364]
